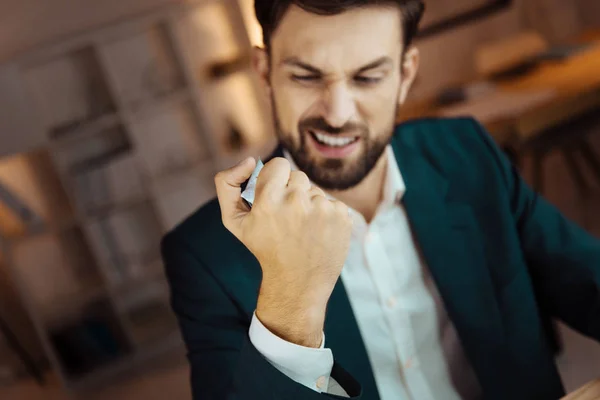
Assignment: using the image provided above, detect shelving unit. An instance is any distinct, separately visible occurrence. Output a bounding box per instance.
[1,151,126,382]
[1,0,275,391]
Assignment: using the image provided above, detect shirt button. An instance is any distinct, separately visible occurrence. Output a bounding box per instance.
[404,357,414,369]
[316,376,327,390]
[386,296,397,308]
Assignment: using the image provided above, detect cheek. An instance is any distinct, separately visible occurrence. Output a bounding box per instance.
[274,84,319,131]
[357,86,400,130]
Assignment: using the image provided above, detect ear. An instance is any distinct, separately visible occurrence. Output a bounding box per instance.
[398,47,419,105]
[252,46,271,97]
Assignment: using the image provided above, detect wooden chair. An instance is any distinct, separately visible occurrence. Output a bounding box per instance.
[508,90,600,196]
[500,89,600,358]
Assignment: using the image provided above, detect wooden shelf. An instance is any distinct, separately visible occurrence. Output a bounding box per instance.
[67,329,181,391]
[68,150,147,216]
[126,300,178,348]
[48,297,133,383]
[85,195,151,221]
[0,149,76,239]
[150,159,217,230]
[85,202,163,290]
[10,225,107,326]
[204,53,251,81]
[50,113,121,147]
[52,124,132,176]
[68,142,131,175]
[24,46,117,137]
[44,286,108,329]
[128,99,208,178]
[112,257,165,298]
[5,215,81,242]
[115,285,167,313]
[150,157,214,184]
[99,22,185,112]
[126,87,191,117]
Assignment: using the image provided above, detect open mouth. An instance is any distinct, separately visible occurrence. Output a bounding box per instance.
[307,130,361,159]
[309,130,360,147]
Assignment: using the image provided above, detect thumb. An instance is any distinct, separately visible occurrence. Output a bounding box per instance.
[214,157,257,233]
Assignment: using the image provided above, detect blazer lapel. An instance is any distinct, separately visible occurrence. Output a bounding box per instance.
[391,135,516,397]
[325,279,380,399]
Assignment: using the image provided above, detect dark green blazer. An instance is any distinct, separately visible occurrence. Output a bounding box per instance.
[162,118,600,400]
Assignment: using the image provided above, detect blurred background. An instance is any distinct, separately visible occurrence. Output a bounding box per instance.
[0,0,598,399]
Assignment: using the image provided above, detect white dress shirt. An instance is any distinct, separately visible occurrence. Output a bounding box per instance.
[249,147,481,399]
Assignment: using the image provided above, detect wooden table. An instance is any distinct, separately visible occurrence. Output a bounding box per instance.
[399,37,600,147]
[562,379,600,400]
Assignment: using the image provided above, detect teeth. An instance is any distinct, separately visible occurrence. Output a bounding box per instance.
[313,131,356,147]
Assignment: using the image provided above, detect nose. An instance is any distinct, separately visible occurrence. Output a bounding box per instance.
[321,82,356,128]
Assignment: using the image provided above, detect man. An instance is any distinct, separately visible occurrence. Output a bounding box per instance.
[161,1,600,399]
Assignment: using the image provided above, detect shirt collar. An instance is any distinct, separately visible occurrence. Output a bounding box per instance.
[383,145,406,205]
[282,145,406,206]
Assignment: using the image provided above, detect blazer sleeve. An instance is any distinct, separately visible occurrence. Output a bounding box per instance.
[472,120,600,341]
[161,232,362,400]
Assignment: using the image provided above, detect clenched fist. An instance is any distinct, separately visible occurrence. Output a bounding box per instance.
[215,157,352,347]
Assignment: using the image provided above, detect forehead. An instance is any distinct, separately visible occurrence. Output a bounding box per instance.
[270,5,404,69]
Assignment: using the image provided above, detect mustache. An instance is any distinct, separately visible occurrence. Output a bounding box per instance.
[298,117,366,135]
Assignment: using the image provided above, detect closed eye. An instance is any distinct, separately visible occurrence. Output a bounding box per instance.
[292,75,321,83]
[354,76,383,85]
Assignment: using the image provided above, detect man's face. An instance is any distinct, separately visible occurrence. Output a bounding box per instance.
[258,5,417,190]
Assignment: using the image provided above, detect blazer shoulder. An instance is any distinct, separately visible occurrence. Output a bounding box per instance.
[393,117,493,159]
[394,116,483,143]
[392,117,510,192]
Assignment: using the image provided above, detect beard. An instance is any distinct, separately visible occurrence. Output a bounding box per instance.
[272,95,398,191]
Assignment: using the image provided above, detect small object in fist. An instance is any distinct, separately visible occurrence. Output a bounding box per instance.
[241,158,264,208]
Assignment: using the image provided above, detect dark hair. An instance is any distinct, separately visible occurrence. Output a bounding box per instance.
[254,0,425,51]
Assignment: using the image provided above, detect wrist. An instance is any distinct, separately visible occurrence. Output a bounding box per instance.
[260,272,336,306]
[256,286,327,348]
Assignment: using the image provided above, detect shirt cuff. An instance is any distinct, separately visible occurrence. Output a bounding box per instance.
[249,312,334,393]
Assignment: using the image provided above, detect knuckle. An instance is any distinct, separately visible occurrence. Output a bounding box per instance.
[313,196,331,210]
[334,200,347,212]
[268,157,291,171]
[346,216,354,229]
[255,192,274,210]
[260,158,291,187]
[333,201,351,222]
[310,187,325,198]
[292,170,309,181]
[286,188,304,203]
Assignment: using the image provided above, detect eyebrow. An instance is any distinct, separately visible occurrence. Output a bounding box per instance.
[355,57,393,74]
[281,56,393,75]
[281,57,322,74]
